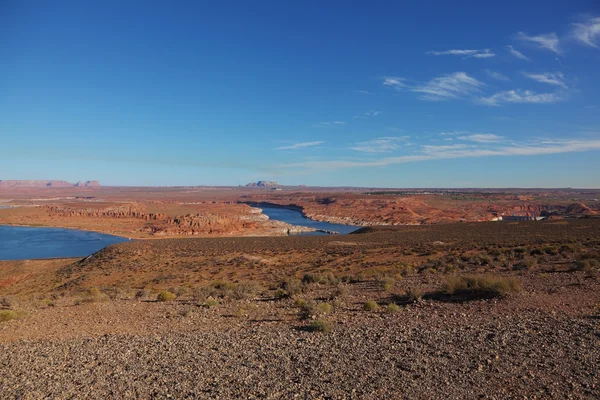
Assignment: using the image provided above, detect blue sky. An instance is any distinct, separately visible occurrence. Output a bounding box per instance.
[1,1,599,187]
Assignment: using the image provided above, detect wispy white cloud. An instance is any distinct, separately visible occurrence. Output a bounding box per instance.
[353,110,382,119]
[458,133,504,143]
[318,121,346,126]
[522,72,567,89]
[351,137,407,153]
[411,72,485,101]
[486,70,510,81]
[275,141,324,150]
[355,90,374,95]
[439,131,464,136]
[477,89,563,106]
[506,45,531,61]
[571,16,600,48]
[383,77,406,89]
[280,138,600,171]
[517,32,560,54]
[427,49,495,58]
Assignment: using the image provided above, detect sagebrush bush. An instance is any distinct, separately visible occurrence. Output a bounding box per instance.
[156,290,177,302]
[442,275,521,297]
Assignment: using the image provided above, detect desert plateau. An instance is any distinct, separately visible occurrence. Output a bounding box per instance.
[1,183,599,398]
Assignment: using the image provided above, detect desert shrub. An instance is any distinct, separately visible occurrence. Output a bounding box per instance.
[156,290,177,302]
[441,275,521,298]
[380,277,395,292]
[513,247,527,257]
[573,259,600,272]
[1,296,14,309]
[102,287,121,301]
[230,282,262,300]
[559,244,575,254]
[315,302,333,315]
[530,248,543,256]
[514,258,537,270]
[279,277,303,297]
[405,287,423,302]
[302,272,339,286]
[0,310,19,322]
[543,246,558,255]
[294,298,307,308]
[135,289,151,300]
[363,300,379,311]
[77,287,110,304]
[307,319,332,333]
[386,303,401,313]
[274,289,288,300]
[205,298,219,307]
[299,301,332,319]
[476,254,491,266]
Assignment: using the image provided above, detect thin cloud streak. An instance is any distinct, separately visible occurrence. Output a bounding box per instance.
[506,45,531,61]
[280,139,600,170]
[517,32,560,53]
[351,137,407,153]
[571,16,600,48]
[410,72,484,101]
[275,141,324,150]
[477,89,563,106]
[486,70,510,81]
[458,134,504,143]
[522,72,567,89]
[427,49,495,58]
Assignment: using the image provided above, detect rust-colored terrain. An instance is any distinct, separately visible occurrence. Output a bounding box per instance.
[1,219,599,398]
[1,184,599,398]
[1,185,599,238]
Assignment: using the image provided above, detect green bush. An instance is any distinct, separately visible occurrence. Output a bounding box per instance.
[156,290,177,302]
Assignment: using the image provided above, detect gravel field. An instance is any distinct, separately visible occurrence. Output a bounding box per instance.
[1,300,598,399]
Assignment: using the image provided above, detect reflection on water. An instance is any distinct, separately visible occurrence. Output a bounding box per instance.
[259,206,358,235]
[0,226,129,260]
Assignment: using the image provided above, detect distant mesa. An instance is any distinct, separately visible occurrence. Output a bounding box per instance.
[0,180,101,188]
[245,180,281,188]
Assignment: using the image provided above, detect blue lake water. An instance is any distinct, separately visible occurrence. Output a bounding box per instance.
[259,206,359,235]
[0,226,129,261]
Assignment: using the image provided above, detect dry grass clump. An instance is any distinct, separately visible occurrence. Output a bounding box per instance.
[405,287,423,302]
[156,290,177,302]
[442,275,521,298]
[307,319,332,333]
[0,310,19,322]
[75,287,110,304]
[363,300,379,311]
[380,277,395,292]
[386,303,401,313]
[298,300,332,320]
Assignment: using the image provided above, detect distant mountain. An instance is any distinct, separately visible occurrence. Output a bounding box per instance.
[0,180,100,188]
[245,180,280,188]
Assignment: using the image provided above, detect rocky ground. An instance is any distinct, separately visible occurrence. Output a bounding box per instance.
[1,270,599,399]
[1,220,599,398]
